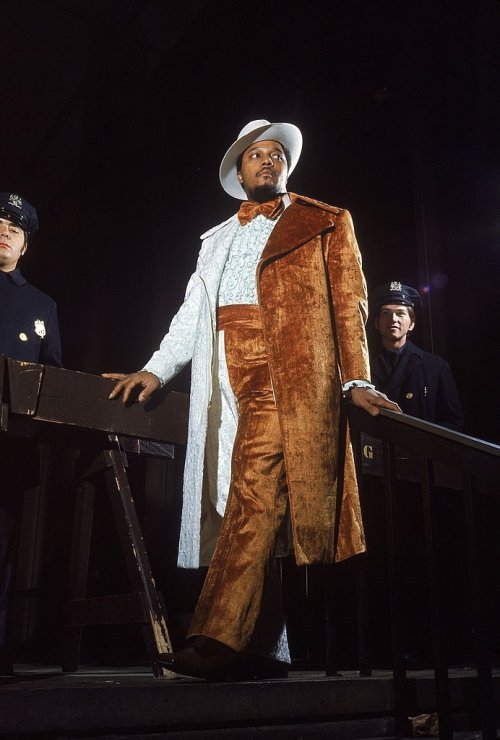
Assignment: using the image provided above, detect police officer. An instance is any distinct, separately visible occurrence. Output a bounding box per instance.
[367,281,465,666]
[0,192,61,366]
[0,192,62,677]
[370,281,464,431]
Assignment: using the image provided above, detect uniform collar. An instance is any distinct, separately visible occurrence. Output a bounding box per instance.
[0,267,27,286]
[381,343,408,360]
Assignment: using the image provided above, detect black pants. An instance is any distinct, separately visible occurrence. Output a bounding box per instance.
[0,437,39,652]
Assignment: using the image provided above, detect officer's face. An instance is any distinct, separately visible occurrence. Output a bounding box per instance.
[0,217,27,272]
[375,304,415,345]
[237,140,288,203]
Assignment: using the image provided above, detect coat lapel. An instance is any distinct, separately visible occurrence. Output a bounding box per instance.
[385,341,423,397]
[261,194,339,263]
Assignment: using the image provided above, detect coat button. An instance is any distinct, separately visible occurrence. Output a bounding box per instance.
[405,392,413,399]
[19,333,28,342]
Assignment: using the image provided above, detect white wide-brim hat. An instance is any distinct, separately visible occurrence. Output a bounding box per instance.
[219,119,303,200]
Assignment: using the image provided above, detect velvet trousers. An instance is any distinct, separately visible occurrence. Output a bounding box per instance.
[188,305,289,654]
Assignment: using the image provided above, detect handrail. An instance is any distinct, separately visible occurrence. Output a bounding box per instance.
[348,405,500,480]
[344,403,500,740]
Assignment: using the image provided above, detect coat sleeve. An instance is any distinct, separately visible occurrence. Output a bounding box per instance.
[325,209,370,384]
[142,264,205,386]
[434,359,465,431]
[39,301,62,367]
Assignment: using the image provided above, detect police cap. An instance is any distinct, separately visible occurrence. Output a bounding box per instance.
[372,281,421,313]
[0,192,39,235]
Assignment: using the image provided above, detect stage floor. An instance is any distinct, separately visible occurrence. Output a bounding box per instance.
[1,663,498,739]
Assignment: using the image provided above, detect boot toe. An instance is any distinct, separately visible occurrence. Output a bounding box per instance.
[157,638,239,681]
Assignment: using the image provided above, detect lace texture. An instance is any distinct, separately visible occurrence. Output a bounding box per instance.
[218,215,278,306]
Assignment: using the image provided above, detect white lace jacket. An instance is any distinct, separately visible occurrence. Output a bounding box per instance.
[144,214,242,568]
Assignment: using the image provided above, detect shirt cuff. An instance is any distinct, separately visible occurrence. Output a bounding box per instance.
[141,367,165,387]
[342,379,375,392]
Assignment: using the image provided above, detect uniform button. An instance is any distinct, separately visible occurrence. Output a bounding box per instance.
[405,392,413,399]
[19,332,28,341]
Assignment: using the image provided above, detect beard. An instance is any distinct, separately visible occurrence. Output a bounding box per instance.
[248,183,285,203]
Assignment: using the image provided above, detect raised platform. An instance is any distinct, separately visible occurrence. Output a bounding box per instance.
[1,664,498,739]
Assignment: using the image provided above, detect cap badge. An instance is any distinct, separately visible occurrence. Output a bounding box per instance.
[8,194,23,210]
[34,319,46,338]
[390,281,402,292]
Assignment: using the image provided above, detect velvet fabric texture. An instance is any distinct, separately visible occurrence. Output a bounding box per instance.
[256,193,368,564]
[189,305,289,651]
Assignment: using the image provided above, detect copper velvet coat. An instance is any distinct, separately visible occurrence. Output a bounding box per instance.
[256,193,368,565]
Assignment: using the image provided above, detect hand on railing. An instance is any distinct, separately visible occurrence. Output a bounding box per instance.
[350,386,401,416]
[103,371,161,404]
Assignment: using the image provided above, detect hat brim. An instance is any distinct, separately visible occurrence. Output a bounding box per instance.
[219,122,303,200]
[375,295,415,311]
[0,206,29,233]
[372,288,422,314]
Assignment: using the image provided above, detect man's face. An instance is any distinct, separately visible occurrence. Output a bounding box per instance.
[237,139,288,202]
[375,304,415,345]
[0,217,27,272]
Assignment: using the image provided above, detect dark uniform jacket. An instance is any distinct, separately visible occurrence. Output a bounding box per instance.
[0,269,62,650]
[0,268,61,366]
[371,340,464,431]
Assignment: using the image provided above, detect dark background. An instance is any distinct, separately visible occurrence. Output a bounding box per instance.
[2,0,500,671]
[2,0,499,443]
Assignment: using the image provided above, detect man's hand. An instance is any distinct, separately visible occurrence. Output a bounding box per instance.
[350,386,401,416]
[102,371,161,404]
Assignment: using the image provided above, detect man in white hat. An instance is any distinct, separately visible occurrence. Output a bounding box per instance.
[105,119,399,680]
